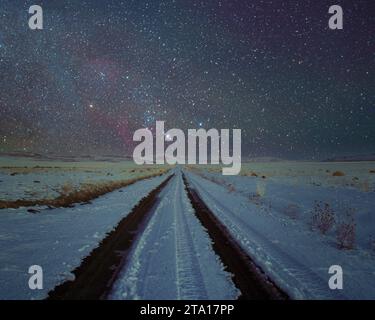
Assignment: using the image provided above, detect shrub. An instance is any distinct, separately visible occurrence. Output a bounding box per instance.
[311,201,335,234]
[336,208,356,250]
[332,171,345,177]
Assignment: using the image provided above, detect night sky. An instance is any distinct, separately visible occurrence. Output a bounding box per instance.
[0,0,374,160]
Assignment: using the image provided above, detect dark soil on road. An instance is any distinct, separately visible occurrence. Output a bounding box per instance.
[47,174,174,300]
[182,173,288,300]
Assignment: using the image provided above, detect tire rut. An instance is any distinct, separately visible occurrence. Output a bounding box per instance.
[47,174,174,300]
[182,173,288,300]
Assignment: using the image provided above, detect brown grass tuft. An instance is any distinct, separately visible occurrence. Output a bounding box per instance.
[336,208,356,250]
[0,170,168,210]
[311,201,335,234]
[332,171,345,177]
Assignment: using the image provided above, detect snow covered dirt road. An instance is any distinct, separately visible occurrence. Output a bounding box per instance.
[109,170,240,300]
[50,168,285,300]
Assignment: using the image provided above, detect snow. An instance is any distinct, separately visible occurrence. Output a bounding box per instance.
[198,162,375,253]
[0,156,165,201]
[1,157,374,300]
[0,174,168,300]
[184,168,375,299]
[109,169,239,300]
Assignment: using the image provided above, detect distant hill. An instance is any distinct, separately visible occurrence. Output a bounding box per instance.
[324,154,375,162]
[0,151,132,162]
[0,151,44,159]
[243,156,286,162]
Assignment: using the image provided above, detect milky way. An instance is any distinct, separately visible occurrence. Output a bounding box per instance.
[0,0,374,159]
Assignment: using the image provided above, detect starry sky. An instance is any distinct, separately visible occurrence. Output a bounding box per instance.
[0,0,374,160]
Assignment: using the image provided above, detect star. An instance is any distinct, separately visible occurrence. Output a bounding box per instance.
[0,1,373,159]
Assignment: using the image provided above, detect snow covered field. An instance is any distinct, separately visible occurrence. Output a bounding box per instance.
[0,156,165,201]
[186,161,375,299]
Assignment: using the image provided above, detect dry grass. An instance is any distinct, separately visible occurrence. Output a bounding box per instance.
[332,171,345,177]
[243,172,258,177]
[336,208,356,250]
[311,201,335,234]
[0,170,168,210]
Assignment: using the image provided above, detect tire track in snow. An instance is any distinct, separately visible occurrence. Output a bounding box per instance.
[47,174,174,300]
[182,173,287,300]
[109,170,238,300]
[185,171,346,299]
[173,172,207,299]
[115,178,180,299]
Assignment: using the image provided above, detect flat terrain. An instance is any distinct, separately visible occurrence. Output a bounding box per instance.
[0,157,374,299]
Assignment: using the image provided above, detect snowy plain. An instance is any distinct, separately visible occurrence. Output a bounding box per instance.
[185,162,375,299]
[0,156,165,201]
[0,156,374,300]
